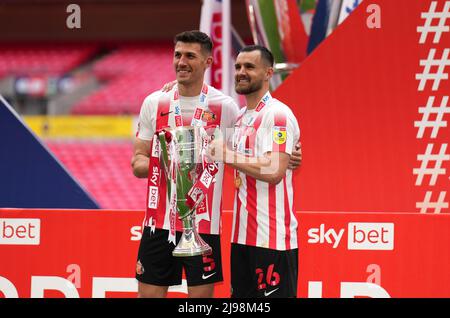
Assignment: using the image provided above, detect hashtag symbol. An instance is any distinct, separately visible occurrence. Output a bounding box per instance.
[416,48,450,91]
[413,144,450,186]
[415,96,450,138]
[417,1,450,44]
[416,191,449,213]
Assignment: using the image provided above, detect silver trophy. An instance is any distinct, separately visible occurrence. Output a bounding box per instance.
[159,126,214,257]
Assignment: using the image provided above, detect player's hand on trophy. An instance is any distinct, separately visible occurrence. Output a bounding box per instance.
[161,80,177,92]
[288,141,302,170]
[207,139,233,163]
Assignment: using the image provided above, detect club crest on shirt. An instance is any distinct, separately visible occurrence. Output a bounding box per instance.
[201,109,216,122]
[272,126,287,145]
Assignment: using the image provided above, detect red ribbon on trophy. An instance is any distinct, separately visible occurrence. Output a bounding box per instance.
[186,162,219,210]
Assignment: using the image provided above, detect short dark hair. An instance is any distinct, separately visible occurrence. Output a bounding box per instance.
[240,45,274,67]
[174,30,213,54]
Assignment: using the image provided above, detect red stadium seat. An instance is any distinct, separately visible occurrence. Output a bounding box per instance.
[71,43,174,115]
[0,44,98,77]
[46,140,147,210]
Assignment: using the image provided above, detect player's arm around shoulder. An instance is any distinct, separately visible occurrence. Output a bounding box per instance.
[211,90,240,126]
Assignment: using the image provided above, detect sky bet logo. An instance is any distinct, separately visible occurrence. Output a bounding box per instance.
[307,222,394,250]
[0,219,40,245]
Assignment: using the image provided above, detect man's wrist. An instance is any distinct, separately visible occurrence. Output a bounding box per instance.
[224,148,237,165]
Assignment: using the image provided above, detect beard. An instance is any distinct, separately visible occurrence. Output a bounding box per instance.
[234,78,263,95]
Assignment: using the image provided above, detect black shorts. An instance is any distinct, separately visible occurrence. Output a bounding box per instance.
[231,243,298,298]
[136,227,223,287]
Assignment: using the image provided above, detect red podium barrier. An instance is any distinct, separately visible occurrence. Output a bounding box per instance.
[1,209,449,297]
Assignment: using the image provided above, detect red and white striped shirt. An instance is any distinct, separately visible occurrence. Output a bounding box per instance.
[136,85,239,235]
[231,95,300,250]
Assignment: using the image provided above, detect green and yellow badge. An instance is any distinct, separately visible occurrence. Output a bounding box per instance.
[272,126,287,145]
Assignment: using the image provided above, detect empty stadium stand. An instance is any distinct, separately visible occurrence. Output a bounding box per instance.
[71,44,174,115]
[0,44,98,77]
[46,140,147,210]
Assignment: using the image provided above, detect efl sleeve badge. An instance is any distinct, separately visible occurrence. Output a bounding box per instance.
[272,126,287,145]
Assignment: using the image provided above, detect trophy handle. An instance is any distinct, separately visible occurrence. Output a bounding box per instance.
[158,130,174,198]
[158,130,170,176]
